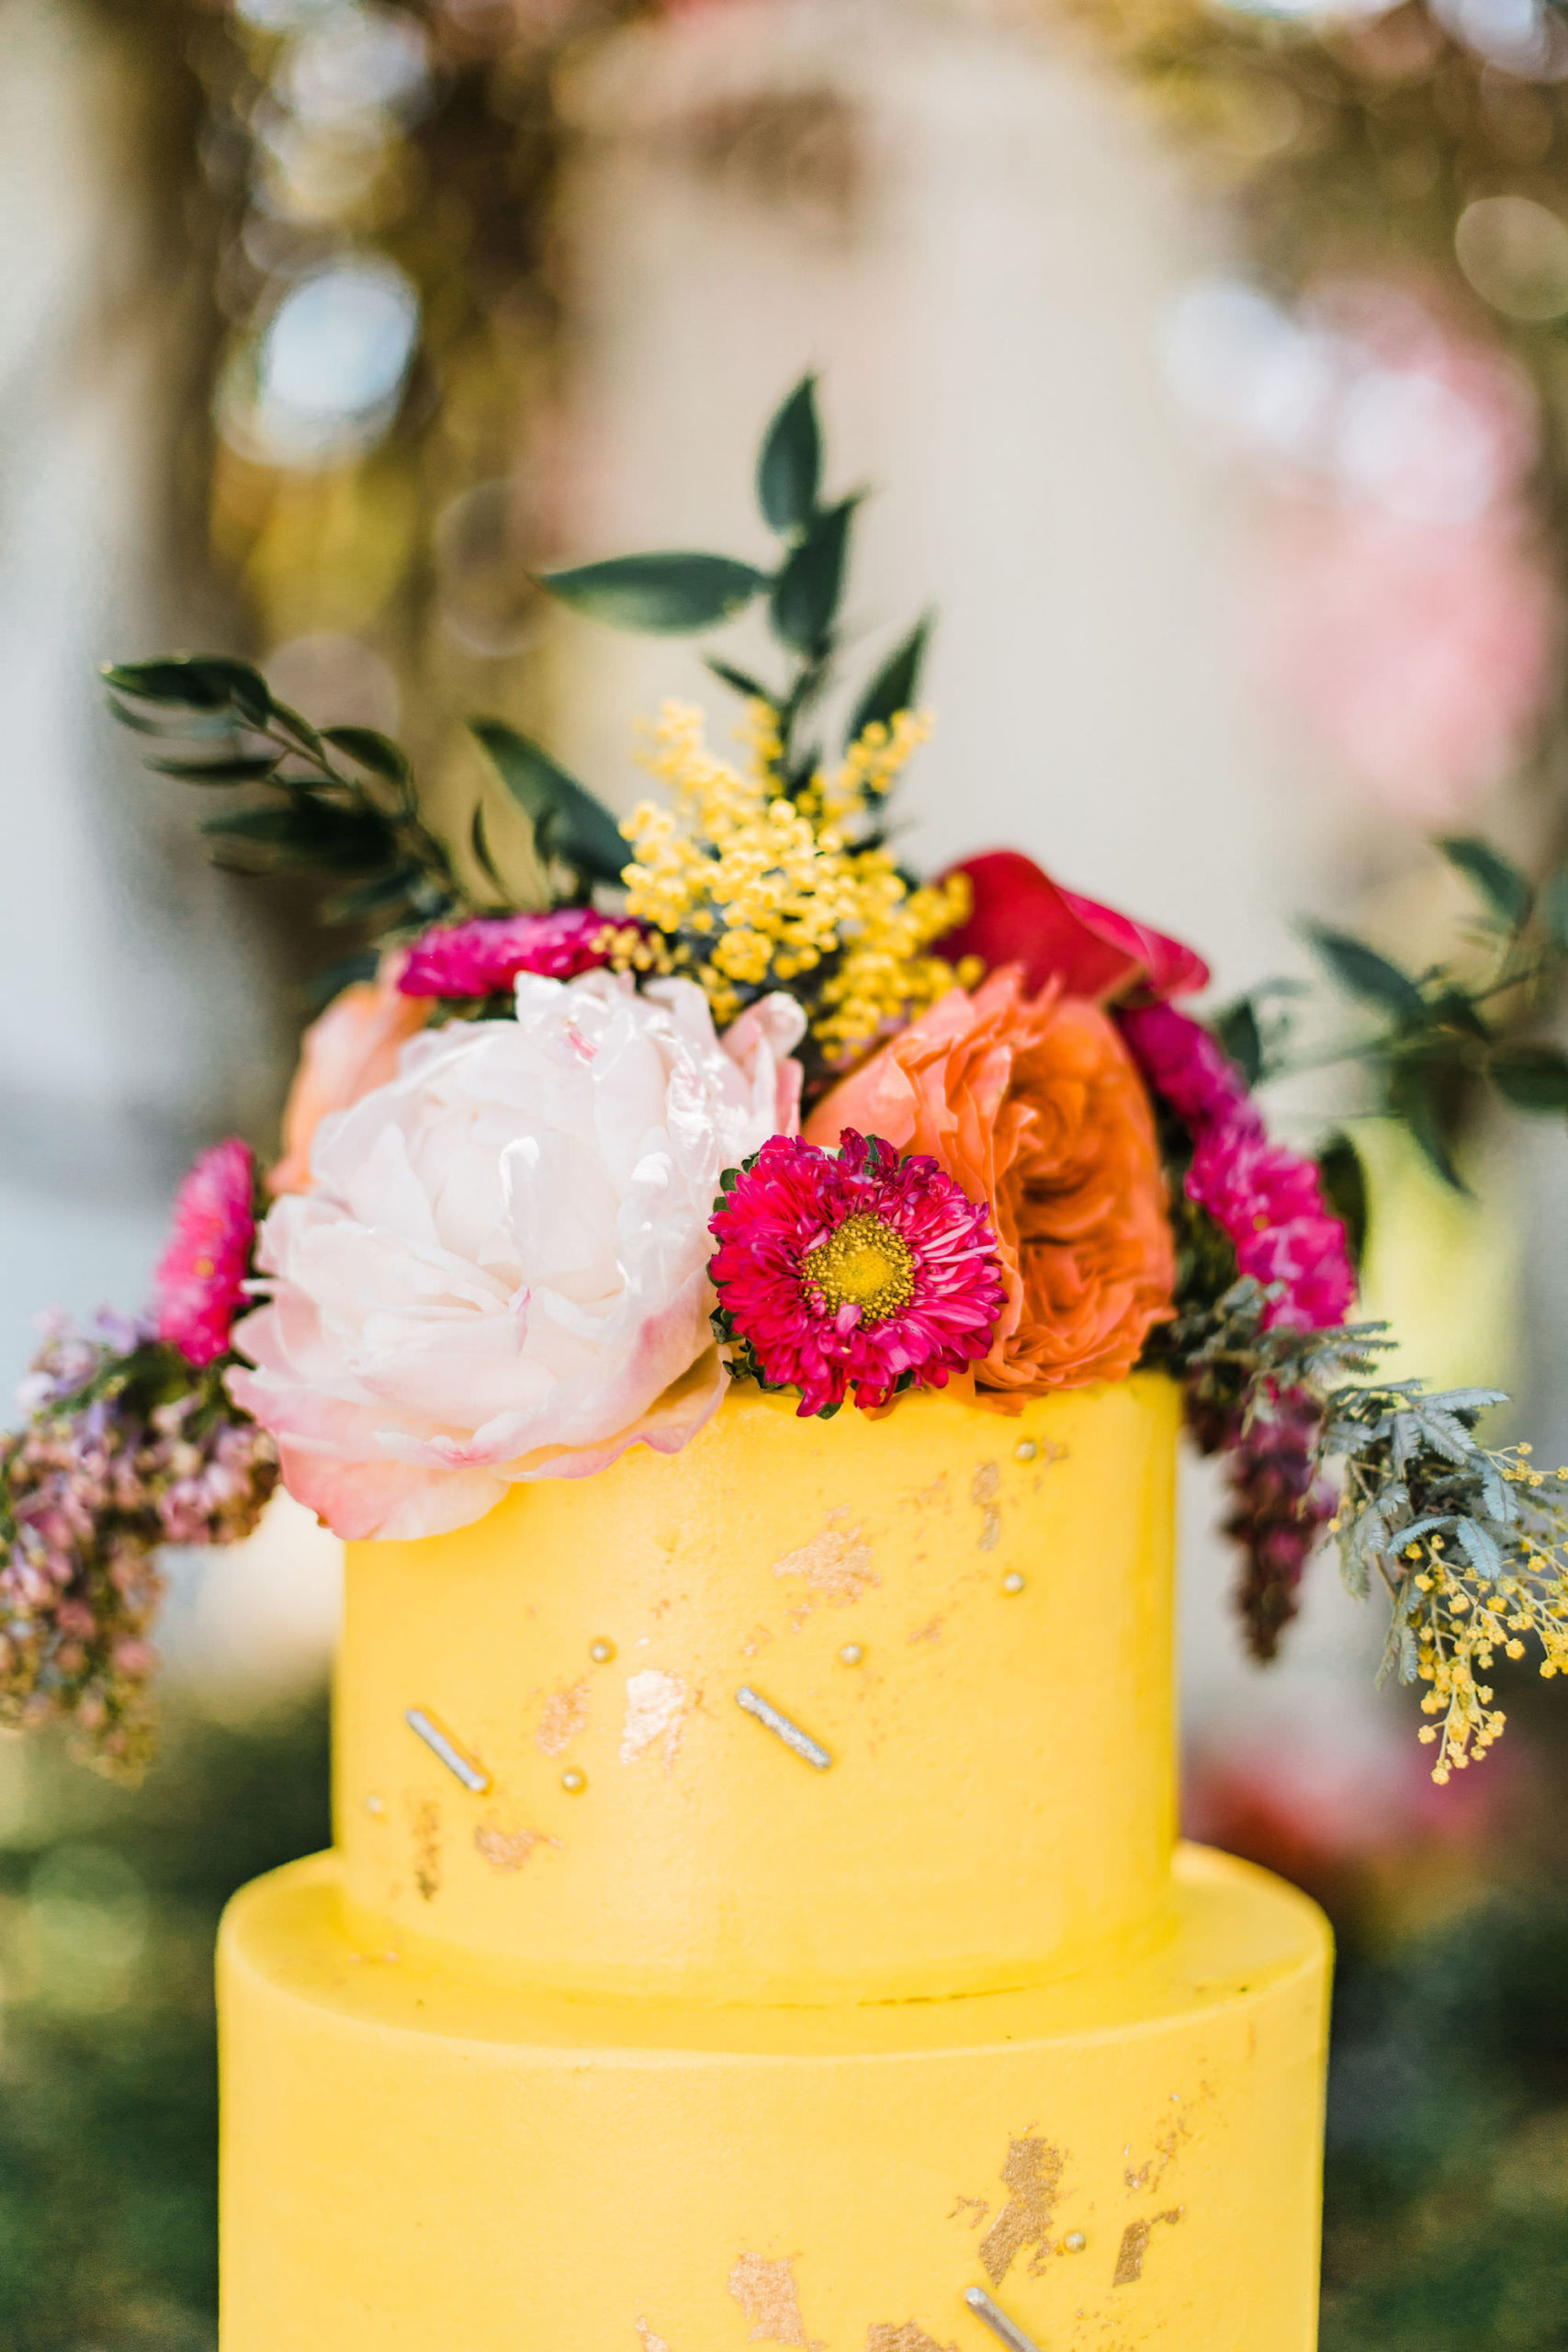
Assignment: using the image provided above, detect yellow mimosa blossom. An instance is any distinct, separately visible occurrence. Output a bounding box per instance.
[1402,1446,1568,1781]
[612,699,970,1057]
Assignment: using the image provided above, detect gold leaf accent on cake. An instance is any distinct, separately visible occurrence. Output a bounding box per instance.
[727,2254,824,2347]
[970,1463,1003,1551]
[536,1680,590,1756]
[949,2195,990,2229]
[866,2326,958,2352]
[473,1821,562,1873]
[1123,2100,1192,2192]
[636,2322,673,2352]
[772,1518,878,1607]
[978,2136,1064,2285]
[620,1669,694,1769]
[1112,2209,1183,2286]
[411,1799,441,1903]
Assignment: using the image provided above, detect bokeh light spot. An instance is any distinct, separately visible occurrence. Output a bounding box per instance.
[231,255,421,466]
[1456,194,1568,319]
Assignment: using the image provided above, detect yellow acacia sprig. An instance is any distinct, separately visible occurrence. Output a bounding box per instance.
[611,698,969,1055]
[1391,1453,1568,1783]
[1329,1386,1568,1781]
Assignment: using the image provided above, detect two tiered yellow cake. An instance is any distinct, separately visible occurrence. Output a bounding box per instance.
[219,1376,1330,2349]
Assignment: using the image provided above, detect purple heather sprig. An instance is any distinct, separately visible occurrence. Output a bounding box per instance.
[0,1316,278,1776]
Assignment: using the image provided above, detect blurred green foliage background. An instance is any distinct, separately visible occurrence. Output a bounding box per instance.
[0,1705,328,2352]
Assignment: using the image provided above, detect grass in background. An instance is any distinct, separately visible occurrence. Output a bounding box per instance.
[1324,1887,1568,2351]
[0,1701,329,2352]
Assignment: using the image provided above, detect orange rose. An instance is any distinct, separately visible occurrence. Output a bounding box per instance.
[804,969,1174,1392]
[267,968,429,1196]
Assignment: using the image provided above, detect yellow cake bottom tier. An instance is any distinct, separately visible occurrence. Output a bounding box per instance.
[219,1844,1329,2352]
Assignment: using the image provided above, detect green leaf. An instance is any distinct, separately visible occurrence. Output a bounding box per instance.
[1386,1058,1469,1193]
[468,718,628,883]
[756,374,821,537]
[144,753,281,786]
[1543,864,1568,953]
[103,656,270,727]
[469,804,508,900]
[1305,923,1425,1017]
[1428,985,1493,1043]
[318,865,426,926]
[845,615,932,747]
[769,494,859,658]
[1437,833,1533,928]
[1491,1042,1568,1112]
[321,726,412,791]
[1317,1130,1369,1268]
[1213,1000,1263,1090]
[705,656,776,705]
[301,949,379,1010]
[199,800,392,874]
[537,553,769,635]
[107,695,238,741]
[267,699,326,757]
[1456,1516,1505,1578]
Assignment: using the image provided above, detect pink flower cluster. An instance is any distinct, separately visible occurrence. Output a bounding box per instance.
[708,1128,1005,1417]
[397,909,642,999]
[1120,1003,1355,1332]
[0,1317,278,1773]
[153,1139,256,1368]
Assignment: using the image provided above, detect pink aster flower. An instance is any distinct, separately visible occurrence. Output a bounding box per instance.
[1121,1003,1355,1334]
[708,1128,1005,1418]
[397,909,642,999]
[152,1139,256,1368]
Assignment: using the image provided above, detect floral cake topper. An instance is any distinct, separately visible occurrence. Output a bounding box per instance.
[6,375,1568,1783]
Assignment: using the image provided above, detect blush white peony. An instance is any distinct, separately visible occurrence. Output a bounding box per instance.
[228,971,805,1540]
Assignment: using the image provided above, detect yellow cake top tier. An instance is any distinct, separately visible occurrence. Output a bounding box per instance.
[333,1373,1179,2004]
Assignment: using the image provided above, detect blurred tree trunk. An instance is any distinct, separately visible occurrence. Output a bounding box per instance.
[0,0,287,1385]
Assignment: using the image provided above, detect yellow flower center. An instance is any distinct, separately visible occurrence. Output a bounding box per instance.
[802,1214,915,1325]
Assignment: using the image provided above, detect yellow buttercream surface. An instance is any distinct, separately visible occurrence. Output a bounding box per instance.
[335,1376,1180,2002]
[220,1843,1329,2350]
[221,1376,1332,2346]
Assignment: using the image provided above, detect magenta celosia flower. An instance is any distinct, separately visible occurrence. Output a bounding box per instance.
[152,1139,256,1368]
[1119,1000,1248,1128]
[397,909,641,999]
[1122,1002,1355,1333]
[1190,1126,1356,1333]
[708,1128,1006,1418]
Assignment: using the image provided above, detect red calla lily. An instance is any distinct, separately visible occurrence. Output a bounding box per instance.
[934,849,1209,1004]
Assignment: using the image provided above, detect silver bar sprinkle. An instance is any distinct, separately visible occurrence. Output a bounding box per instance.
[964,2289,1043,2352]
[735,1684,832,1770]
[405,1707,491,1793]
